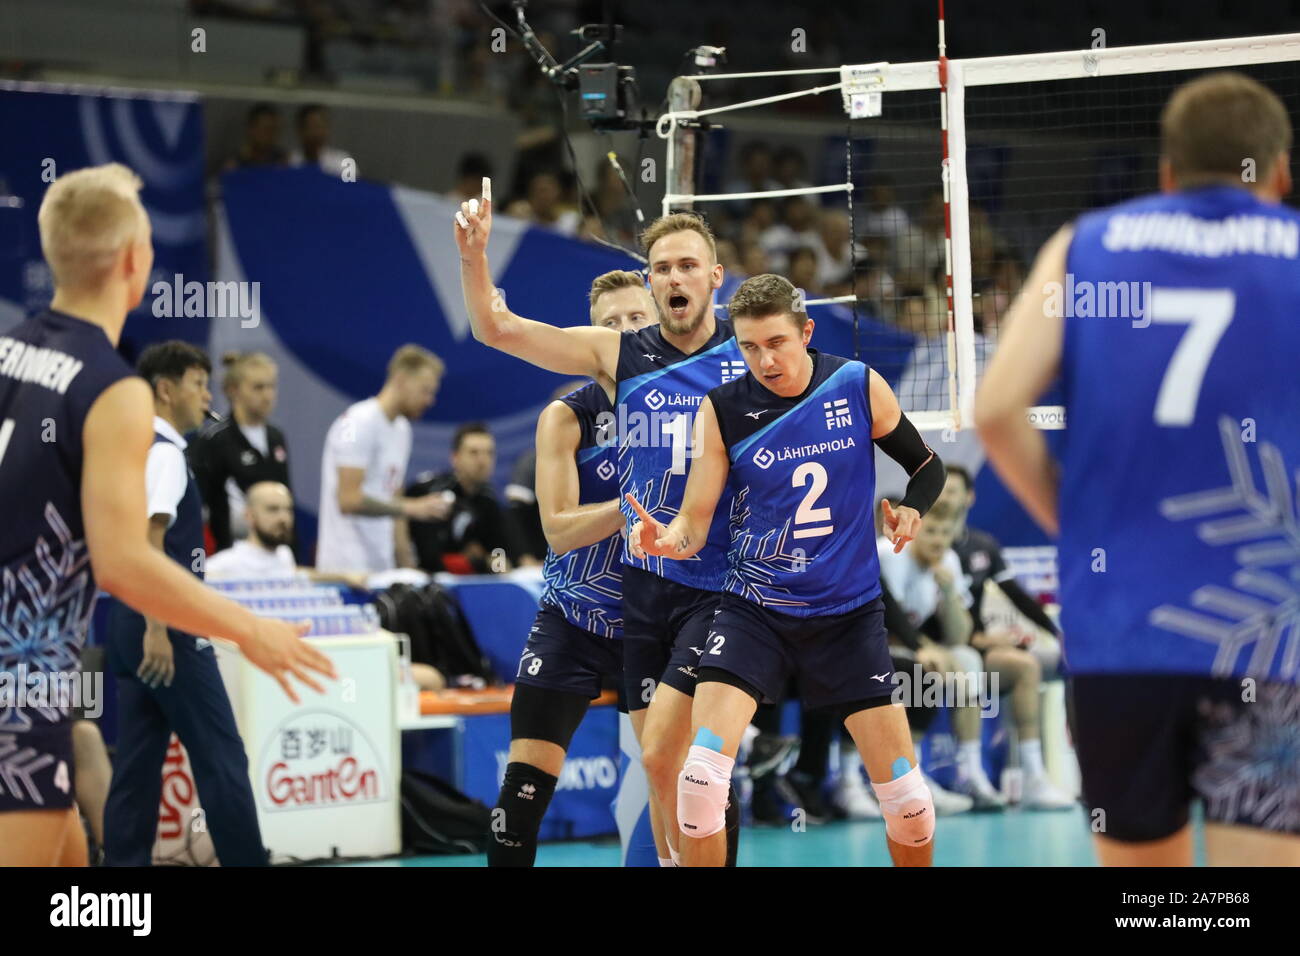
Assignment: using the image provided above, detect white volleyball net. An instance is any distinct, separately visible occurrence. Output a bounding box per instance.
[659,32,1300,431]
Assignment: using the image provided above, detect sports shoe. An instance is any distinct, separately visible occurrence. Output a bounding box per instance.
[785,770,833,824]
[747,733,798,781]
[1021,774,1077,811]
[921,771,973,815]
[833,770,882,819]
[952,769,1008,811]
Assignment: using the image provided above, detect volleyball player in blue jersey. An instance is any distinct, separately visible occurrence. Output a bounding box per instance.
[628,274,946,866]
[489,271,656,866]
[0,164,334,866]
[978,72,1300,865]
[457,187,743,865]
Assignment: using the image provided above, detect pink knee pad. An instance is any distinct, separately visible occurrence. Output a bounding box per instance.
[872,764,935,846]
[677,745,734,839]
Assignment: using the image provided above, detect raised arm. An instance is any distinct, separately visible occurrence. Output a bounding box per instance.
[627,398,730,560]
[82,379,335,702]
[535,400,624,555]
[454,178,621,385]
[974,226,1072,537]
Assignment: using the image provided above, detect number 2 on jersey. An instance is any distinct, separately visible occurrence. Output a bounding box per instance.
[792,462,833,539]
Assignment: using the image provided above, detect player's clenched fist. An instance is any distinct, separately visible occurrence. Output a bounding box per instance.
[625,493,686,559]
[881,498,922,554]
[453,176,493,254]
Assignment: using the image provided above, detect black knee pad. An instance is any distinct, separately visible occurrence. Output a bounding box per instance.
[510,684,591,748]
[487,762,559,868]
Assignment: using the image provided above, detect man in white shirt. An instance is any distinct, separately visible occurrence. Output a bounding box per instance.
[205,481,300,580]
[876,505,1008,810]
[316,344,449,573]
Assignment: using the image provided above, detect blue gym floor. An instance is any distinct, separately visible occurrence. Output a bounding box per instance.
[335,807,1208,867]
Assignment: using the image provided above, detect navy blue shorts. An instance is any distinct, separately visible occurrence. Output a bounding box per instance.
[1071,674,1300,841]
[0,720,76,812]
[517,604,624,708]
[702,593,895,712]
[621,565,721,710]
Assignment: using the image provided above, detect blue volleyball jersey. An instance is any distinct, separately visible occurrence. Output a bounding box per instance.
[1059,185,1300,681]
[616,320,745,591]
[0,310,134,732]
[540,382,623,639]
[712,350,882,617]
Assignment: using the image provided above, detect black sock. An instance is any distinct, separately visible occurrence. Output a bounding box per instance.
[725,781,740,867]
[487,762,558,867]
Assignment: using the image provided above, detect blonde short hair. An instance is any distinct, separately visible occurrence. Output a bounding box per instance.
[640,212,718,264]
[588,269,649,320]
[38,163,147,290]
[387,343,445,380]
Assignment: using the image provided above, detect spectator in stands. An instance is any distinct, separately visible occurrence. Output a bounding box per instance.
[739,241,770,280]
[863,177,912,242]
[974,250,1026,341]
[739,198,778,249]
[937,467,1074,810]
[773,145,812,191]
[877,501,992,812]
[407,422,521,574]
[505,170,581,236]
[189,351,292,554]
[316,344,449,573]
[786,246,821,299]
[448,152,493,204]
[813,208,856,290]
[758,196,820,271]
[727,140,780,213]
[288,103,353,178]
[224,102,287,170]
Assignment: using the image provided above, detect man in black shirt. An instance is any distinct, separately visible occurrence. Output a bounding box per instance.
[188,351,292,554]
[941,465,1061,652]
[939,465,1072,810]
[407,422,518,574]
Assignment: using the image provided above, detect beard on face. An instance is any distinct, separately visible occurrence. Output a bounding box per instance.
[253,518,293,548]
[657,293,708,337]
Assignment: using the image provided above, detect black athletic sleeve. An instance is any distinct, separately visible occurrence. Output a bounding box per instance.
[880,578,922,652]
[873,413,945,517]
[997,578,1060,636]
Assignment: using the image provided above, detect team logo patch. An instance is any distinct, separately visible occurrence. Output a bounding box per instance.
[645,389,666,411]
[596,459,616,481]
[824,398,852,429]
[752,447,775,470]
[721,359,747,383]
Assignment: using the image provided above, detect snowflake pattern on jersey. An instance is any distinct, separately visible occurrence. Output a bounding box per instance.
[1192,683,1300,832]
[1,503,90,731]
[1149,416,1300,682]
[619,456,707,575]
[542,535,624,639]
[723,485,809,609]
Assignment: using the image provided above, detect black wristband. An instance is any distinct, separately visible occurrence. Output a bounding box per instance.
[875,414,945,517]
